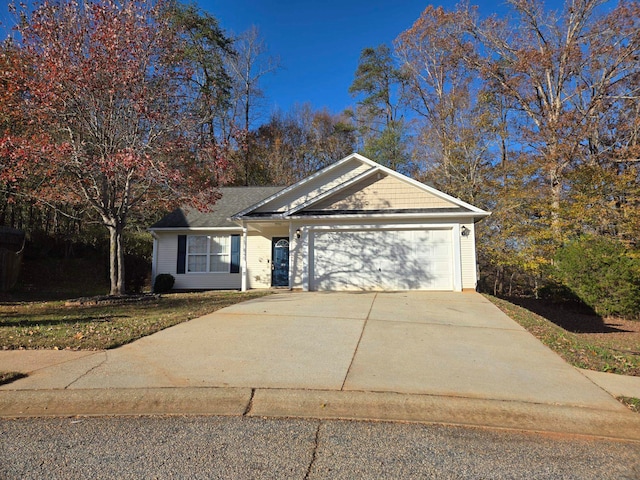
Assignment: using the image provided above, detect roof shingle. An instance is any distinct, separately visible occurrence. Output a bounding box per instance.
[150,186,283,229]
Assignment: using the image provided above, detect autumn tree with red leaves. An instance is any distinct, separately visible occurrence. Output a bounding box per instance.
[6,0,228,295]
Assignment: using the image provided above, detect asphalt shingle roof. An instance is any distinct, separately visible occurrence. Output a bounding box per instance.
[150,186,283,229]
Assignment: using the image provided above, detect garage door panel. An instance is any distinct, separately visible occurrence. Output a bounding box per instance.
[410,230,452,290]
[313,231,380,291]
[312,229,453,291]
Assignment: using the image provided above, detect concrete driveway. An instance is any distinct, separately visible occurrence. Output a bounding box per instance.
[1,292,624,411]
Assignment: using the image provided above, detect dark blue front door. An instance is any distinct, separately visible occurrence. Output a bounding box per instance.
[272,237,289,287]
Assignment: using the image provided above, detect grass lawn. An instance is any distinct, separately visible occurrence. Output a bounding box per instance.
[486,295,640,376]
[0,290,270,351]
[619,396,640,413]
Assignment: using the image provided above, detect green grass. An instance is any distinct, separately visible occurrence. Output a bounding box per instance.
[619,396,640,413]
[0,290,271,350]
[485,295,640,376]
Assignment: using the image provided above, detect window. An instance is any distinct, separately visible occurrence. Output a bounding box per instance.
[209,236,230,272]
[186,235,231,273]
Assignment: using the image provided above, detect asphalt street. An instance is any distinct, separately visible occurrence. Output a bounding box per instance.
[1,416,639,479]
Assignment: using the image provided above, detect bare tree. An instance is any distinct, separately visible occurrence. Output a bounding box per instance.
[468,0,640,237]
[226,26,280,185]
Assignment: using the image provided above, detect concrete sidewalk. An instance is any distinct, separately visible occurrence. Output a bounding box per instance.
[1,292,639,441]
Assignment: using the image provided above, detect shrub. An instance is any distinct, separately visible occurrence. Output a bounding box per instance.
[153,273,175,293]
[554,235,640,318]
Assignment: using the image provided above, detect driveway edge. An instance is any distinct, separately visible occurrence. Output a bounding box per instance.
[2,387,639,442]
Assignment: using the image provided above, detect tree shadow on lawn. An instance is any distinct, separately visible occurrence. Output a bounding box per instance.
[0,314,126,328]
[505,297,633,334]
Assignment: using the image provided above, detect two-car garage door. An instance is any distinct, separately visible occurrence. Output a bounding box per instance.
[311,229,454,291]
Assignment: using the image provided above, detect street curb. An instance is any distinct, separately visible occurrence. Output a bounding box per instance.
[0,388,252,417]
[1,387,639,442]
[249,389,640,442]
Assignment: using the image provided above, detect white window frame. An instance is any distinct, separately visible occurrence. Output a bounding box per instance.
[186,235,231,274]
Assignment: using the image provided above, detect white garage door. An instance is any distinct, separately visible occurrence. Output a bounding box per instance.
[311,229,453,291]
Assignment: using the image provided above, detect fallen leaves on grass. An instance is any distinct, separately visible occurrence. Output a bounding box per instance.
[0,290,271,350]
[618,396,640,413]
[486,295,640,376]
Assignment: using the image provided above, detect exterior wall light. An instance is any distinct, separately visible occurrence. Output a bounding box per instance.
[295,228,301,239]
[461,226,470,237]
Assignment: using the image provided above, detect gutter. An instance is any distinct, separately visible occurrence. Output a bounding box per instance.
[232,211,491,223]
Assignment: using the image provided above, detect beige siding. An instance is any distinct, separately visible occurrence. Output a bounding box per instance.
[460,223,477,290]
[309,174,456,211]
[246,233,272,288]
[245,226,289,288]
[153,231,241,290]
[254,160,372,213]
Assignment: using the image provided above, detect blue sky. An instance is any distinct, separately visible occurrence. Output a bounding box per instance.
[192,0,570,122]
[203,0,432,117]
[1,0,569,124]
[204,0,497,118]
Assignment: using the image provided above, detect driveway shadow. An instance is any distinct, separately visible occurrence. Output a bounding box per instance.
[504,297,632,334]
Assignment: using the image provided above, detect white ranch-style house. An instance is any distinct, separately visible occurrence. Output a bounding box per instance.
[150,153,490,292]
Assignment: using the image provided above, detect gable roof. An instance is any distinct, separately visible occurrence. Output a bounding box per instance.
[149,186,283,230]
[232,153,490,221]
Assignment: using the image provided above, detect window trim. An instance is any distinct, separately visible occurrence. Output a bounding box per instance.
[185,235,232,274]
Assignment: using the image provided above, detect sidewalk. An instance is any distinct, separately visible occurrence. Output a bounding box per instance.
[1,292,639,442]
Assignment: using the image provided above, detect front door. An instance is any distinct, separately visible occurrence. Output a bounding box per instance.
[271,237,290,287]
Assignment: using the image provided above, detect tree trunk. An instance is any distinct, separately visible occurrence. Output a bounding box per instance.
[116,226,125,295]
[550,170,563,241]
[509,272,516,296]
[107,223,125,296]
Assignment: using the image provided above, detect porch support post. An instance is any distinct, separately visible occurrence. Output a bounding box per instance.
[288,222,294,289]
[241,223,248,292]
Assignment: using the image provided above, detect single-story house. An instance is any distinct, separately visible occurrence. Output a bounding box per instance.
[150,153,490,292]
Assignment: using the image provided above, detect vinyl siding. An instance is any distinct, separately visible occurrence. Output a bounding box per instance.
[460,223,477,290]
[153,231,241,290]
[309,174,455,210]
[154,232,178,279]
[290,222,308,289]
[246,233,273,289]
